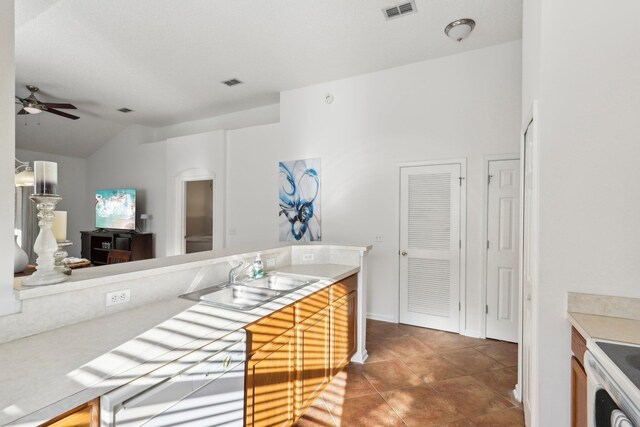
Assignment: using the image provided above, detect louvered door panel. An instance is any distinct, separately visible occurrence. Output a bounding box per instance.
[400,163,461,333]
[407,258,450,317]
[408,173,451,251]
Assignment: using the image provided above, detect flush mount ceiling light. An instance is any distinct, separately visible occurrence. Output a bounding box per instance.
[444,18,476,42]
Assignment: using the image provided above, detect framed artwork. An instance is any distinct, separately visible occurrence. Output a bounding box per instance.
[279,158,321,242]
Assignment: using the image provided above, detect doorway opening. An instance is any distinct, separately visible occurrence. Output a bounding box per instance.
[184,179,213,254]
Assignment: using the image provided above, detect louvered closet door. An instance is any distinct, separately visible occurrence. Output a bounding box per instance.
[400,164,461,333]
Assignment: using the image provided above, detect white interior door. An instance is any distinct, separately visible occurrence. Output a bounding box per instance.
[486,159,520,342]
[400,163,462,333]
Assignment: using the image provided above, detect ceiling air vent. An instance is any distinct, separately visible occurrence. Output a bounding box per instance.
[222,78,243,87]
[383,1,416,20]
[117,107,134,113]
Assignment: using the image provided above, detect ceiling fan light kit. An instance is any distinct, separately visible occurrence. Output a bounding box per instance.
[445,18,476,42]
[15,85,80,120]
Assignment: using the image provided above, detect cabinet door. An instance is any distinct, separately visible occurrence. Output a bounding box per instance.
[296,305,331,417]
[41,398,99,427]
[571,356,587,427]
[331,291,357,375]
[245,330,296,427]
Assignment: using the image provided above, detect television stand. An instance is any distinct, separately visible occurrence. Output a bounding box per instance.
[81,230,153,266]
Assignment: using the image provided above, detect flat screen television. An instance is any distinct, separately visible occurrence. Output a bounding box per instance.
[95,188,136,230]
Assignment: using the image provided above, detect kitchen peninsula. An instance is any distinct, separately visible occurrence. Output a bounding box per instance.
[0,243,370,426]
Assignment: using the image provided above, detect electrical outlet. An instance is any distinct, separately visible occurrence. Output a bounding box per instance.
[266,258,276,268]
[106,289,131,307]
[375,233,384,242]
[228,228,237,236]
[302,253,314,262]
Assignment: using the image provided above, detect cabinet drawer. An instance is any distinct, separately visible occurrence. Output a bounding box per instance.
[296,288,330,323]
[246,305,295,354]
[330,275,357,303]
[571,327,587,365]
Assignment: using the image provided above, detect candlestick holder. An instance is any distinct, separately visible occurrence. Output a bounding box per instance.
[54,240,73,276]
[23,195,68,286]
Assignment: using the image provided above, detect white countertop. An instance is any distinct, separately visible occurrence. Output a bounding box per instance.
[1,264,359,426]
[568,312,640,346]
[567,292,640,345]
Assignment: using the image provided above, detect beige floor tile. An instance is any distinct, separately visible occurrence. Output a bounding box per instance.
[362,359,423,392]
[473,367,520,405]
[440,348,505,374]
[475,342,519,367]
[326,393,406,427]
[469,407,525,426]
[322,364,377,403]
[383,335,435,358]
[381,384,466,427]
[430,376,513,417]
[295,397,336,427]
[400,354,468,383]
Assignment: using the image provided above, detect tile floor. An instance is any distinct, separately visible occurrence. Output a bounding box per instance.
[296,319,524,427]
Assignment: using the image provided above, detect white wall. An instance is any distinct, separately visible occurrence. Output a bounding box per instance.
[155,104,279,141]
[165,130,226,255]
[87,125,167,256]
[524,1,640,425]
[227,123,282,248]
[16,149,88,257]
[226,41,522,329]
[0,0,20,316]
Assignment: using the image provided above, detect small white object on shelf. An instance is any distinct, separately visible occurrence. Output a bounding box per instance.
[52,210,67,242]
[14,235,29,273]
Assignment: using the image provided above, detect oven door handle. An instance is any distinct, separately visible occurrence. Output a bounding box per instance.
[121,376,175,410]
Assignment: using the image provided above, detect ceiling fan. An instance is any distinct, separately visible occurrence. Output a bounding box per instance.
[15,85,79,120]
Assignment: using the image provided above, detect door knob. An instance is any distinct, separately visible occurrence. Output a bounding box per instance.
[401,251,408,256]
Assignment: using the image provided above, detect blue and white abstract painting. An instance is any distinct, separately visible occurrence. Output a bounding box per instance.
[279,158,321,242]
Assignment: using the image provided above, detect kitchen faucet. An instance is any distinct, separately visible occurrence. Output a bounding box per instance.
[229,261,253,284]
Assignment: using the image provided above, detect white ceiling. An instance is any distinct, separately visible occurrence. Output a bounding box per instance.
[15,0,522,157]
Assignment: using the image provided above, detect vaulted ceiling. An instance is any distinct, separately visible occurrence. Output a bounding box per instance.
[15,0,522,157]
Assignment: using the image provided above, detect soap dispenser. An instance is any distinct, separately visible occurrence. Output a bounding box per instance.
[252,254,264,279]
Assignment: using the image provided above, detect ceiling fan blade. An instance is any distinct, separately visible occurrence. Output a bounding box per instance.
[42,102,77,109]
[17,108,28,115]
[43,107,79,120]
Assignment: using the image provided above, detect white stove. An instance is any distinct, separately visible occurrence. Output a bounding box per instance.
[586,338,640,426]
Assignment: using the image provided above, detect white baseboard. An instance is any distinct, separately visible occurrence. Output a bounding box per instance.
[366,312,397,323]
[463,329,482,338]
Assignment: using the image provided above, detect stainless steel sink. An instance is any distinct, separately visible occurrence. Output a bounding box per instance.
[243,273,313,291]
[199,284,282,310]
[180,273,317,311]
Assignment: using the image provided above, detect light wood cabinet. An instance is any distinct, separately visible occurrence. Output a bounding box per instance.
[295,302,331,416]
[331,290,357,375]
[245,329,296,427]
[244,274,358,427]
[571,327,587,427]
[40,398,99,427]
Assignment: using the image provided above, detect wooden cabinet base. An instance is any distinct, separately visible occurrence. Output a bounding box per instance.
[39,398,99,427]
[571,356,587,427]
[244,274,358,427]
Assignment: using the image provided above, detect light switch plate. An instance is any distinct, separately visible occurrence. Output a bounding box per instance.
[375,233,384,242]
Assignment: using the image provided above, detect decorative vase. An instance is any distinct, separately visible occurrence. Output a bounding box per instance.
[14,235,29,273]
